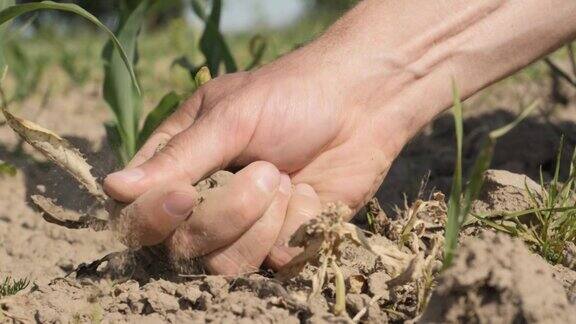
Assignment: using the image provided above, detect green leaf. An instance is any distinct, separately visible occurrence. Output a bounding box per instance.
[137,91,182,148]
[0,0,14,74]
[104,122,126,164]
[190,0,207,19]
[443,80,464,268]
[194,0,237,75]
[5,42,47,102]
[0,159,16,176]
[102,0,149,165]
[443,96,538,269]
[172,55,200,80]
[0,1,140,94]
[245,35,267,70]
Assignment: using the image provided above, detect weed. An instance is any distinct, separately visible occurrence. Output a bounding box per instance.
[364,197,388,234]
[473,138,576,265]
[0,159,16,176]
[0,276,29,298]
[443,81,538,268]
[277,202,417,317]
[545,44,576,88]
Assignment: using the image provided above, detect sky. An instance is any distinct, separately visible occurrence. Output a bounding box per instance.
[184,0,309,32]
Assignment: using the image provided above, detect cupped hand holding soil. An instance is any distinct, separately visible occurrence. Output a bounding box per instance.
[103,53,403,274]
[104,0,576,275]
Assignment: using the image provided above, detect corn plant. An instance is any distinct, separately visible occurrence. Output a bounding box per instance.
[0,1,186,165]
[4,42,47,103]
[0,0,13,82]
[1,1,267,165]
[101,0,149,165]
[174,0,267,80]
[443,81,537,268]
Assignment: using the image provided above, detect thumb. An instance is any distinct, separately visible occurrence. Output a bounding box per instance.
[104,113,240,202]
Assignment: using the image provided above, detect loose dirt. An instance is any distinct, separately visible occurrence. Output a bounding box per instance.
[1,64,576,322]
[421,231,576,323]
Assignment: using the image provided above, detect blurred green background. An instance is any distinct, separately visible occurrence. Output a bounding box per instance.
[2,0,358,103]
[1,0,572,122]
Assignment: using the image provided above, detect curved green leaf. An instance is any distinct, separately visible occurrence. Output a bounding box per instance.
[194,0,237,75]
[102,0,149,164]
[246,35,267,70]
[0,0,14,75]
[0,1,140,94]
[138,91,182,148]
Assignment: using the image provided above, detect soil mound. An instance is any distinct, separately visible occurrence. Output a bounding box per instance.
[420,231,576,323]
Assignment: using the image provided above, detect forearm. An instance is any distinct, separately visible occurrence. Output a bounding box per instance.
[290,0,576,152]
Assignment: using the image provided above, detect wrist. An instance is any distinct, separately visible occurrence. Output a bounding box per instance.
[326,0,576,154]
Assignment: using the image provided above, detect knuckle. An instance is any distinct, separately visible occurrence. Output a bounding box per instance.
[156,139,186,165]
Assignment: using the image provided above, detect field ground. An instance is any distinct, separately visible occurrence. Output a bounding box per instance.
[0,21,575,322]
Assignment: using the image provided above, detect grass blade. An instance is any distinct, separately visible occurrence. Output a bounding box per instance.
[443,86,538,269]
[443,80,464,268]
[0,1,140,94]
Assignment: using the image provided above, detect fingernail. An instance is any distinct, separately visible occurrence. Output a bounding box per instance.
[279,174,291,195]
[253,164,280,193]
[108,168,145,183]
[295,183,316,198]
[163,192,196,218]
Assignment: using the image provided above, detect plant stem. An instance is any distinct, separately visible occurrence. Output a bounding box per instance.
[331,260,346,317]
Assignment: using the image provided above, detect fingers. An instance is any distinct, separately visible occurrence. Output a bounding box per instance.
[104,72,255,203]
[265,183,322,270]
[113,182,199,248]
[202,174,291,275]
[128,92,204,169]
[166,161,281,262]
[104,113,232,202]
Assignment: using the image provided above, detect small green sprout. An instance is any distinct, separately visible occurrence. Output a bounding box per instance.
[0,276,30,298]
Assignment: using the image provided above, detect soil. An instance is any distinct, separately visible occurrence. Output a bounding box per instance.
[421,231,576,323]
[1,64,576,323]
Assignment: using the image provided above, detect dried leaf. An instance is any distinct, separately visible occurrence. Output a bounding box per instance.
[275,237,324,281]
[348,274,367,294]
[342,223,373,248]
[2,109,105,200]
[311,257,328,299]
[386,253,424,287]
[32,195,108,231]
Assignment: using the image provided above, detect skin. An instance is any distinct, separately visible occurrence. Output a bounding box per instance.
[104,0,576,274]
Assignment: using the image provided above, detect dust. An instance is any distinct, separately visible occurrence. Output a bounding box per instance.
[2,68,576,322]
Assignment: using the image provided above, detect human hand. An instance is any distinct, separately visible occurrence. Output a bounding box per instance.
[103,46,406,274]
[104,0,576,275]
